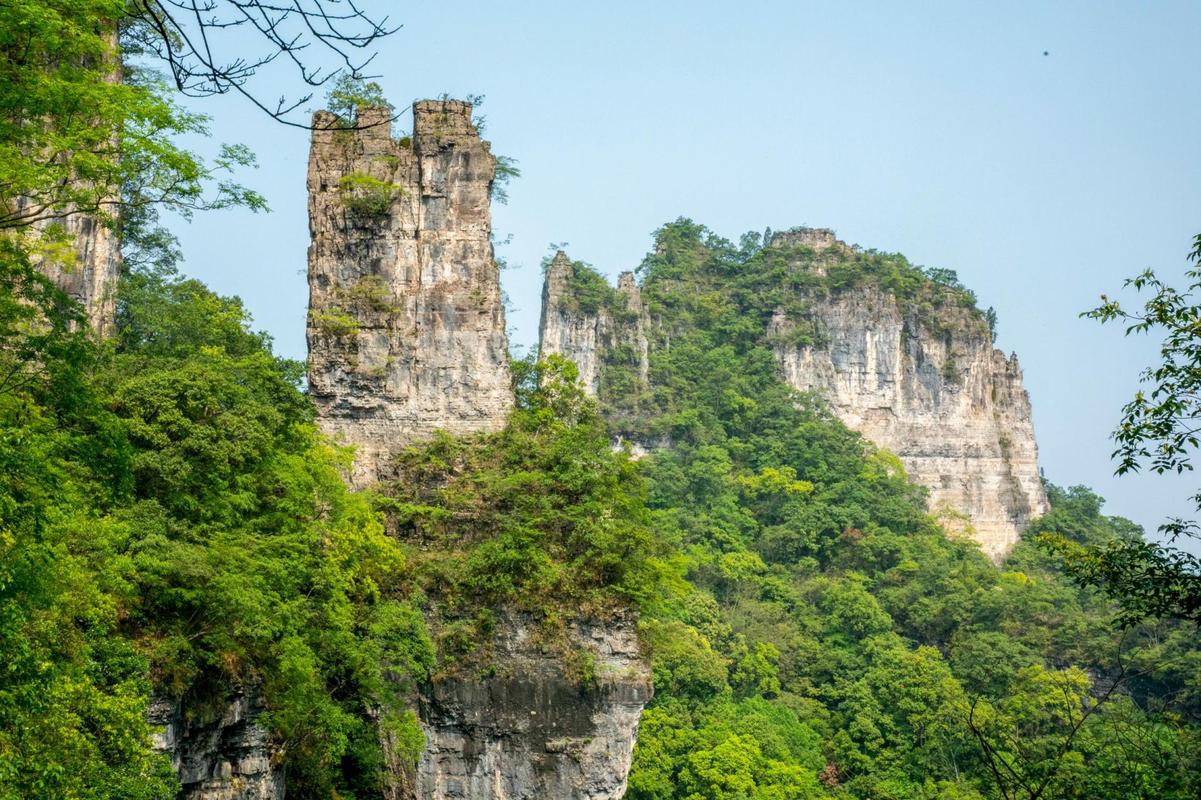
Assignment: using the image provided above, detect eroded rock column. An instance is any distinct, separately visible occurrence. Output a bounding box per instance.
[307,100,513,486]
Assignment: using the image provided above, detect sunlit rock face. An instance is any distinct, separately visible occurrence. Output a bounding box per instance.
[415,613,652,800]
[765,265,1047,560]
[538,228,1047,560]
[306,100,513,487]
[538,251,649,396]
[35,212,120,336]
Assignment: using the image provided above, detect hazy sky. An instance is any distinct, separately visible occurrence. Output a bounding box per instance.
[170,1,1201,540]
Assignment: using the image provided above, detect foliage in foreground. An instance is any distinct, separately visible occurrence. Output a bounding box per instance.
[0,266,432,799]
[1042,232,1201,625]
[4,206,1201,800]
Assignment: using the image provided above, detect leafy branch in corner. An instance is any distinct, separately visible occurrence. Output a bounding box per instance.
[1039,232,1201,624]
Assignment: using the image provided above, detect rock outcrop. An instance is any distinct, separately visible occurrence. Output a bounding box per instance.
[149,688,283,800]
[538,228,1047,560]
[538,251,648,396]
[307,100,513,487]
[32,211,121,336]
[417,613,651,800]
[766,269,1046,559]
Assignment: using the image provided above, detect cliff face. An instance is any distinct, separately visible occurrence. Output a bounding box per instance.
[417,614,651,800]
[36,212,121,336]
[538,251,648,395]
[767,285,1046,559]
[538,228,1047,560]
[307,101,513,487]
[149,688,283,800]
[302,101,651,800]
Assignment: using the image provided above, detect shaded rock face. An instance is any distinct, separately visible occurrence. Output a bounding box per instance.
[149,688,284,800]
[307,101,513,487]
[538,251,648,396]
[417,614,651,800]
[538,228,1047,560]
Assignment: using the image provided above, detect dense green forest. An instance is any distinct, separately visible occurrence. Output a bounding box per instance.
[2,3,1199,799]
[554,221,1201,800]
[4,219,1199,798]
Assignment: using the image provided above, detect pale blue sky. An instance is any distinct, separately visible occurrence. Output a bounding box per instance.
[171,1,1201,540]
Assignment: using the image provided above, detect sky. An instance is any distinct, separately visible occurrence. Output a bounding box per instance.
[169,1,1201,542]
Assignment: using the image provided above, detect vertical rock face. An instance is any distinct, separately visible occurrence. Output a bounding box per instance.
[417,613,652,800]
[767,283,1046,560]
[18,27,122,337]
[149,688,284,800]
[538,251,648,396]
[307,101,513,486]
[538,228,1048,560]
[33,212,121,336]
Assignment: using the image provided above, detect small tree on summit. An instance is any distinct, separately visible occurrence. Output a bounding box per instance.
[326,74,393,126]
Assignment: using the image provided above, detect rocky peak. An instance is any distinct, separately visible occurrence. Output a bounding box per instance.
[539,252,649,397]
[770,226,845,252]
[306,99,514,488]
[539,227,1048,560]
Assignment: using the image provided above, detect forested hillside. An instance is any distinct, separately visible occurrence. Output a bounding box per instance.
[575,221,1201,799]
[4,224,1197,799]
[2,3,1198,798]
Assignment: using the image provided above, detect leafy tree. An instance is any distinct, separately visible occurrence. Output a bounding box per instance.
[326,74,392,125]
[0,263,435,798]
[1041,232,1201,624]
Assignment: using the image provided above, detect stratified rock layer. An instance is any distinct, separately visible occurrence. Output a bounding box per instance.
[538,228,1047,560]
[307,101,513,487]
[417,614,652,800]
[149,688,283,800]
[768,287,1046,559]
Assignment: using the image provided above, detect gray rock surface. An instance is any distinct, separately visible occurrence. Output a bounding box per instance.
[38,212,120,336]
[307,100,513,487]
[767,272,1047,560]
[538,251,648,397]
[417,614,652,800]
[149,688,284,800]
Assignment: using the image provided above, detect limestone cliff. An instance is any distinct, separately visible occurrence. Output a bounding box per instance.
[149,688,283,800]
[19,26,122,337]
[33,211,121,336]
[307,101,513,487]
[304,101,651,800]
[538,228,1047,559]
[538,251,648,396]
[417,613,651,800]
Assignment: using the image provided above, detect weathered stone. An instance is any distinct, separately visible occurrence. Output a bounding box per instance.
[31,211,121,336]
[538,227,1048,560]
[307,101,513,487]
[416,613,651,800]
[538,251,648,397]
[18,26,122,337]
[768,281,1047,560]
[149,687,284,800]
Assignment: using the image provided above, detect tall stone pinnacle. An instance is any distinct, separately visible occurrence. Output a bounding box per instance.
[306,99,514,487]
